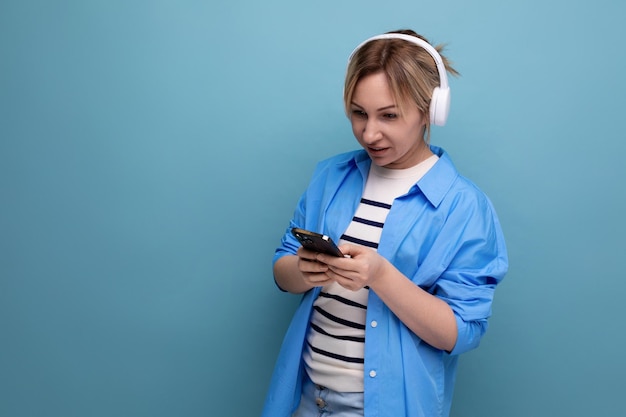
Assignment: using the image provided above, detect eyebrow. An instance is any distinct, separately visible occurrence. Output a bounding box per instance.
[350,102,398,112]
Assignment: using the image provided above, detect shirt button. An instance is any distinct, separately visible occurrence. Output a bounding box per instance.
[315,397,326,408]
[370,320,378,328]
[369,370,377,378]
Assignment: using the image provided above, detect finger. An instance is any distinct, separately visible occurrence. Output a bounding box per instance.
[316,252,351,268]
[298,257,329,274]
[297,246,322,261]
[318,256,359,278]
[336,243,365,258]
[332,274,361,291]
[302,272,333,287]
[325,264,368,290]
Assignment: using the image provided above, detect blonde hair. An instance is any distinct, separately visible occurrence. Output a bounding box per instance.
[344,29,459,142]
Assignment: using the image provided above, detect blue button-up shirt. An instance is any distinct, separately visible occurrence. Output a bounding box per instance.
[262,146,508,417]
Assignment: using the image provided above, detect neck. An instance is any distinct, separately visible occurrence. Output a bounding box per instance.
[415,141,434,164]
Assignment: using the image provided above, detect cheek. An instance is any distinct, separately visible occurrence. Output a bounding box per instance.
[350,120,363,138]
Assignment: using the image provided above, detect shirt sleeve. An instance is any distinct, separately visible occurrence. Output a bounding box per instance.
[432,191,508,355]
[271,190,307,291]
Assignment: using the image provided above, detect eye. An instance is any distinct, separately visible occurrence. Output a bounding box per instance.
[383,113,398,120]
[351,109,367,119]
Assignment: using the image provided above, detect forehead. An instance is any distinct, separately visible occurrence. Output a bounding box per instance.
[352,72,411,110]
[352,73,393,103]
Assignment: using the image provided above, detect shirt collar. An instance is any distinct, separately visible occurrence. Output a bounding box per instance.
[342,146,459,208]
[416,145,459,208]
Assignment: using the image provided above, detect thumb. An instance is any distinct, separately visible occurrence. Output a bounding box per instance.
[337,243,362,258]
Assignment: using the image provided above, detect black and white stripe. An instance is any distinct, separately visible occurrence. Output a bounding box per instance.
[304,155,439,393]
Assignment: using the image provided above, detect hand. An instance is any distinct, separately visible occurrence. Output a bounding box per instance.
[316,244,458,352]
[316,244,390,291]
[296,246,335,288]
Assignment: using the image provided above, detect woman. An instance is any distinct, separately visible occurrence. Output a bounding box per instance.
[262,29,508,417]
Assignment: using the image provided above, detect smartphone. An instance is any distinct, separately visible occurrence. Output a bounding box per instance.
[291,227,343,257]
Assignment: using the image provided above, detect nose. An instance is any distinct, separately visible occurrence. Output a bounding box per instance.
[362,118,382,144]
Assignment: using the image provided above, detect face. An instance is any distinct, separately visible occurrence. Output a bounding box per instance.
[349,72,429,169]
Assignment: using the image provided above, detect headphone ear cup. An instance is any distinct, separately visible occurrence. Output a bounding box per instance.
[430,86,450,126]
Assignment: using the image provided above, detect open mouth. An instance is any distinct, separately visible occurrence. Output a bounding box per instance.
[368,147,388,154]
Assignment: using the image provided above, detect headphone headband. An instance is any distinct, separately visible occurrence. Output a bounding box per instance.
[347,33,451,126]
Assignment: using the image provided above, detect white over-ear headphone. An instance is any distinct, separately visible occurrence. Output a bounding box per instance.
[348,33,451,126]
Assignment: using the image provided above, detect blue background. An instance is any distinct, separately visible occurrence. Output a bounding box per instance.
[1,1,624,416]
